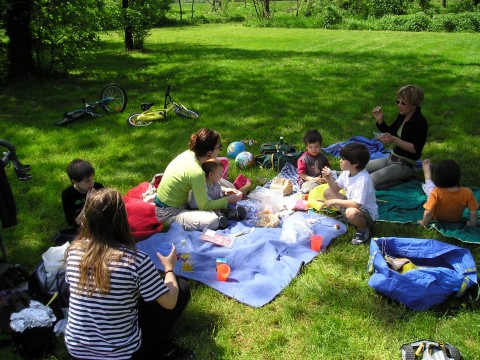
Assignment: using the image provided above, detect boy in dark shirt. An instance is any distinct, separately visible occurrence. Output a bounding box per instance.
[62,159,103,228]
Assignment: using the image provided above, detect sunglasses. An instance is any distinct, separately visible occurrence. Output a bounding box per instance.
[396,99,407,106]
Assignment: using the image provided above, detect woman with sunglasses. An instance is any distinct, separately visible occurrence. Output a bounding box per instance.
[155,128,242,231]
[366,85,428,189]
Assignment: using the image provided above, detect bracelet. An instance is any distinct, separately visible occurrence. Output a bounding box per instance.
[165,269,174,274]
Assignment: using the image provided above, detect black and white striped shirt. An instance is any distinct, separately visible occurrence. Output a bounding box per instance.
[65,246,168,359]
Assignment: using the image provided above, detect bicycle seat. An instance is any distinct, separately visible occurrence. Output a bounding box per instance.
[141,103,155,111]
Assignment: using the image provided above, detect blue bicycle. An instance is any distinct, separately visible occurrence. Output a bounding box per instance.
[56,83,127,126]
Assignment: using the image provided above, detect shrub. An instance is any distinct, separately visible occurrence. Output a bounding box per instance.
[322,5,344,28]
[374,14,408,31]
[402,12,432,32]
[431,12,480,32]
[340,17,373,30]
[446,0,476,14]
[365,0,408,18]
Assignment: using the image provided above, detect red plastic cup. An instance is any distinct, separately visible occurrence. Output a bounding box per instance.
[217,263,231,281]
[311,235,323,252]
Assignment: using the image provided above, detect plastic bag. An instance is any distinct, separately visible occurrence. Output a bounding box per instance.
[280,212,314,243]
[247,186,283,213]
[42,242,69,276]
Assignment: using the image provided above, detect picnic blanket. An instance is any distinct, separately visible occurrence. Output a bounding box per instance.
[323,136,390,161]
[323,136,424,168]
[137,212,346,307]
[376,180,480,244]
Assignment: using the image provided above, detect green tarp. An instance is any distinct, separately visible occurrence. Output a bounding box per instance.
[376,180,480,244]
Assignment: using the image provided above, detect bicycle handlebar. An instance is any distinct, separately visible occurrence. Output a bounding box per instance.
[164,85,172,109]
[0,139,32,181]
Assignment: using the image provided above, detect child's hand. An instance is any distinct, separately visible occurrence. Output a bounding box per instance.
[318,177,328,184]
[323,199,335,209]
[417,220,428,227]
[224,188,240,196]
[321,166,332,179]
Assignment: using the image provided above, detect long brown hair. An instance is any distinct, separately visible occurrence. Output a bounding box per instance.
[68,188,136,296]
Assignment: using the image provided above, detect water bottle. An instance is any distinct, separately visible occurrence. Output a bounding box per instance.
[180,239,193,272]
[279,136,284,145]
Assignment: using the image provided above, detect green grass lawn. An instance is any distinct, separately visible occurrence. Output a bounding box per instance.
[1,23,479,359]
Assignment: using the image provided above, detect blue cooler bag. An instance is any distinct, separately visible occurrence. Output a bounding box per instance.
[367,237,478,311]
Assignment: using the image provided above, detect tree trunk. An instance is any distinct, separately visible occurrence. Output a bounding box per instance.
[122,0,134,50]
[264,0,270,17]
[6,0,35,79]
[178,0,183,20]
[442,0,446,7]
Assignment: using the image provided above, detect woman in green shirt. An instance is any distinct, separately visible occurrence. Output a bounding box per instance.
[155,128,242,231]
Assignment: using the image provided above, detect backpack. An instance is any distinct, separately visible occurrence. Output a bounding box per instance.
[255,151,303,172]
[259,142,296,155]
[256,140,301,172]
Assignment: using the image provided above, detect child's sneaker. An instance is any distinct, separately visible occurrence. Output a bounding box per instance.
[218,216,230,230]
[351,228,370,245]
[225,206,247,221]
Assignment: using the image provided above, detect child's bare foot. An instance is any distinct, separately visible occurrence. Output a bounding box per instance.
[422,159,432,181]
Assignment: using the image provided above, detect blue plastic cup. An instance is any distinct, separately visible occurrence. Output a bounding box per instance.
[157,242,173,257]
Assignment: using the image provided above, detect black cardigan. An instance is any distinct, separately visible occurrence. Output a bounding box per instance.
[377,107,428,161]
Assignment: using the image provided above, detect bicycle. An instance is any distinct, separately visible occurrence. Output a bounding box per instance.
[127,85,199,127]
[56,83,127,126]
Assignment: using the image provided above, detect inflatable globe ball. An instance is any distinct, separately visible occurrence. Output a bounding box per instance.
[227,141,246,159]
[235,151,254,169]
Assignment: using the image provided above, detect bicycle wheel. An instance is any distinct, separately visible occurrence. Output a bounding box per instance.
[174,105,199,119]
[100,83,127,113]
[127,113,153,127]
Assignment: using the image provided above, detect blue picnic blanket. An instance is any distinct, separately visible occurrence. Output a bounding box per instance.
[137,212,346,307]
[323,136,424,168]
[323,136,390,161]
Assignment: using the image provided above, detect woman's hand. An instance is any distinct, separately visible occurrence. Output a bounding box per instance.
[378,133,397,145]
[226,192,242,204]
[372,106,384,124]
[157,244,178,270]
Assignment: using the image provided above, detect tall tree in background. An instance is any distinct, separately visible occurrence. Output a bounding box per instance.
[122,0,134,50]
[5,0,35,79]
